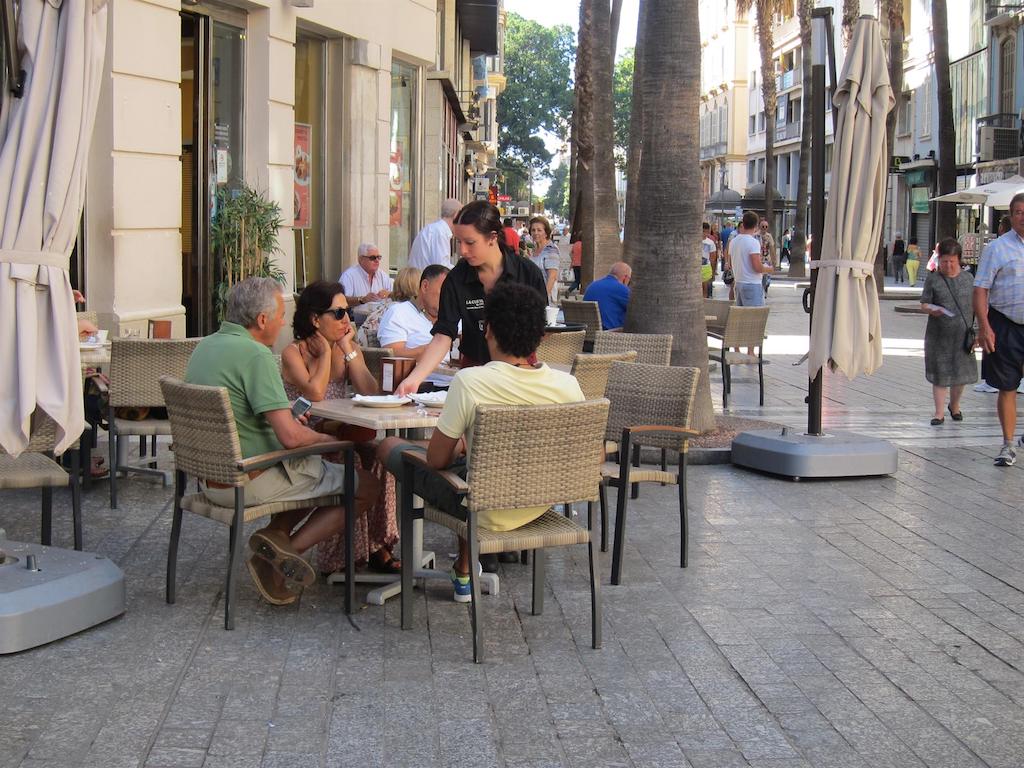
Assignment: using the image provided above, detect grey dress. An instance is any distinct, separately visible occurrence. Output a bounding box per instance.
[920,270,978,387]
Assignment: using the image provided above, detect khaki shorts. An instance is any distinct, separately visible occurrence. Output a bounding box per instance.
[201,454,352,508]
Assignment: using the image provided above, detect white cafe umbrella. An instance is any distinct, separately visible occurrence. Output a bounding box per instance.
[808,15,893,380]
[0,0,107,455]
[931,175,1024,207]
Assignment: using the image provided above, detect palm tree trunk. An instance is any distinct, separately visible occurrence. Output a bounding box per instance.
[575,0,596,286]
[591,0,624,278]
[625,0,714,432]
[758,0,776,234]
[877,0,905,295]
[932,0,957,240]
[789,0,813,277]
[622,0,648,262]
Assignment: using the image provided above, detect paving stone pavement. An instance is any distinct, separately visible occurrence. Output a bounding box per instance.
[3,284,1024,768]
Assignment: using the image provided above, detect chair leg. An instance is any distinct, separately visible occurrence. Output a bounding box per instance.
[720,355,729,408]
[41,487,52,546]
[467,522,483,663]
[630,444,640,500]
[520,550,529,565]
[598,482,609,553]
[679,452,689,568]
[108,408,118,509]
[166,470,185,604]
[69,448,82,551]
[400,461,416,630]
[610,460,632,586]
[589,534,603,649]
[758,357,765,406]
[531,549,545,615]
[344,447,356,614]
[224,490,244,630]
[150,435,158,466]
[138,435,146,458]
[661,448,668,485]
[82,427,93,492]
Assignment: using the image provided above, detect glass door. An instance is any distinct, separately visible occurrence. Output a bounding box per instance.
[180,11,245,336]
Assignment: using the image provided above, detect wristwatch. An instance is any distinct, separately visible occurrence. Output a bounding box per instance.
[343,350,358,362]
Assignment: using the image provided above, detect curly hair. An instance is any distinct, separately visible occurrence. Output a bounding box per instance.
[293,280,344,340]
[484,282,546,358]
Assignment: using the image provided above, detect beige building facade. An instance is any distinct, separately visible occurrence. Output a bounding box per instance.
[81,0,499,342]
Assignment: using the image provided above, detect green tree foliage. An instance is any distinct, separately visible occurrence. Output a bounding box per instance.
[612,48,634,169]
[497,13,575,171]
[544,162,569,218]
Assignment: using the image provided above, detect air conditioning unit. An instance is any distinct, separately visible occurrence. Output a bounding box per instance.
[979,126,1020,161]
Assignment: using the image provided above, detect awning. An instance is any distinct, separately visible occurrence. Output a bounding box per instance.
[457,0,498,55]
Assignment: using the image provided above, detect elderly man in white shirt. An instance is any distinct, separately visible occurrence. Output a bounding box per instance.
[339,243,394,310]
[408,198,462,270]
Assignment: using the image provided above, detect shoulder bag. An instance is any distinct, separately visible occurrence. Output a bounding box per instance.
[940,273,976,354]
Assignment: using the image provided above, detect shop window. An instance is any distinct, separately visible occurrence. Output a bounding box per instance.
[1000,37,1016,114]
[293,36,326,288]
[390,59,419,269]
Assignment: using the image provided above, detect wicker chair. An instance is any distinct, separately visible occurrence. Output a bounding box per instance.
[570,351,638,400]
[0,411,82,550]
[160,377,357,629]
[600,362,700,585]
[399,399,609,663]
[704,299,732,336]
[593,331,673,366]
[107,338,200,508]
[536,330,586,365]
[707,306,770,407]
[360,347,389,387]
[560,300,602,349]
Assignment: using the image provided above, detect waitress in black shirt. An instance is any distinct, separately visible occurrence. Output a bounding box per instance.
[396,201,547,395]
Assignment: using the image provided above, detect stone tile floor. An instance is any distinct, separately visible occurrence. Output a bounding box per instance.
[3,285,1024,767]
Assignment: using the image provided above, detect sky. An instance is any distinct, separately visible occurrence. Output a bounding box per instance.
[501,1,640,196]
[503,0,640,60]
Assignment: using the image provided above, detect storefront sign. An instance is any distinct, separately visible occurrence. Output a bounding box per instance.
[497,194,511,202]
[293,123,312,230]
[911,186,930,214]
[215,150,228,185]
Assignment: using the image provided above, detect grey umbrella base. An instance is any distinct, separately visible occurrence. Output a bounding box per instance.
[0,538,125,654]
[731,428,898,480]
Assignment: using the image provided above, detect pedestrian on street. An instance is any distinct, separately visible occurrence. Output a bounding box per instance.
[408,198,462,270]
[973,193,1024,466]
[920,238,977,426]
[891,232,907,283]
[731,211,770,309]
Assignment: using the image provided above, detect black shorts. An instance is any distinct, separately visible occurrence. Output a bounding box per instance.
[982,308,1024,391]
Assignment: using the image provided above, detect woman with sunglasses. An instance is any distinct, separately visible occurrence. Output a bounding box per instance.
[281,280,401,574]
[395,200,547,396]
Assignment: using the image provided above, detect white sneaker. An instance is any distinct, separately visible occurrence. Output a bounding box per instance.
[995,443,1017,467]
[975,382,999,393]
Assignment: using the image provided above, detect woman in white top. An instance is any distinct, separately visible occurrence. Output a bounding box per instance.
[529,215,561,302]
[377,264,450,359]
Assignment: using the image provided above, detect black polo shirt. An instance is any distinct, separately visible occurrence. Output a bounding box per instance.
[432,251,547,364]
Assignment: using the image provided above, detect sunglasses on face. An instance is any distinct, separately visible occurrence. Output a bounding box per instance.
[323,307,354,321]
[362,254,382,261]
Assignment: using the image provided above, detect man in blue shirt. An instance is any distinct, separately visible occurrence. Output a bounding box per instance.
[583,261,632,330]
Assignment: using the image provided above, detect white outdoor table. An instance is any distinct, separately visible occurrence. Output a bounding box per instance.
[308,397,498,604]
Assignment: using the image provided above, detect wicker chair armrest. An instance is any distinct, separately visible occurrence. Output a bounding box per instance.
[707,331,725,341]
[625,425,700,437]
[401,449,469,495]
[239,440,354,472]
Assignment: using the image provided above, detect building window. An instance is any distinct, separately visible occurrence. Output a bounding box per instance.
[293,35,326,288]
[1000,37,1016,114]
[916,82,931,138]
[749,114,756,135]
[747,159,756,183]
[787,97,801,125]
[896,91,911,135]
[390,59,419,269]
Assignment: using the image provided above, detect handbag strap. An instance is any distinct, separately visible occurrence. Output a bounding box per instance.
[940,273,971,331]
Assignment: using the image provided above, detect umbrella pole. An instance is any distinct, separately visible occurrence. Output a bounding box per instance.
[806,10,830,437]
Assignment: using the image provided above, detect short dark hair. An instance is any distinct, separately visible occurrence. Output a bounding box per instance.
[528,216,552,237]
[741,211,758,229]
[936,237,962,259]
[1010,193,1024,216]
[293,280,344,340]
[420,263,449,283]
[502,217,513,228]
[908,237,917,245]
[483,282,546,358]
[702,222,710,231]
[454,200,509,251]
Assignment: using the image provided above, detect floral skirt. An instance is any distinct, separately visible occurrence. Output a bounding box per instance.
[315,449,398,572]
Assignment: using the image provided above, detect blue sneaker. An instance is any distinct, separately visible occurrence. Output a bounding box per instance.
[450,568,472,603]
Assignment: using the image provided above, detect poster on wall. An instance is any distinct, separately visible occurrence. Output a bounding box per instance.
[294,123,312,229]
[389,144,403,226]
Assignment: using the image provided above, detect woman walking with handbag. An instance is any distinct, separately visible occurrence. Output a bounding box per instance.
[920,238,978,425]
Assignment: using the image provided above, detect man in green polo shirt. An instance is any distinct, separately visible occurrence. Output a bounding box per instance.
[186,277,368,605]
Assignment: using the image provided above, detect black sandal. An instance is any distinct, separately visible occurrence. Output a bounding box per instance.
[948,406,963,421]
[368,549,402,574]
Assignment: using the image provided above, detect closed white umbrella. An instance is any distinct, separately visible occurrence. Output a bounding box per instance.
[0,0,107,455]
[808,15,893,380]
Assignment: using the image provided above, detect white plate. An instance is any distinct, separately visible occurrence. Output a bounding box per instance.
[79,342,103,350]
[409,391,448,407]
[352,395,411,408]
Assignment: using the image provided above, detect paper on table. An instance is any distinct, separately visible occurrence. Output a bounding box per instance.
[922,303,955,317]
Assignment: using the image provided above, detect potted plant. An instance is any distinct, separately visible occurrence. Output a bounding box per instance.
[211,183,286,320]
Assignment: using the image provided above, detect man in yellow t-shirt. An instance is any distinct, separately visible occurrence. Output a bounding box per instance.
[379,282,584,602]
